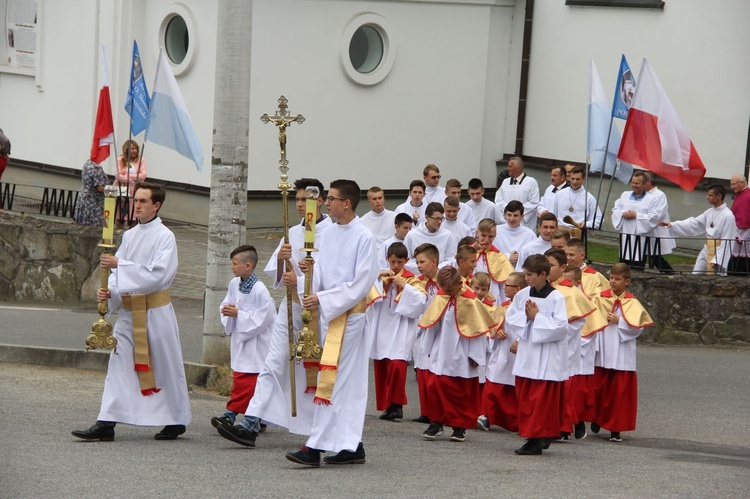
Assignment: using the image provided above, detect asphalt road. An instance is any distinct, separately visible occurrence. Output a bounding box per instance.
[1,346,749,498]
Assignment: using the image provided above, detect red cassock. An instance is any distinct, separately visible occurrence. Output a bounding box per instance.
[515,377,563,439]
[481,380,519,432]
[226,372,259,414]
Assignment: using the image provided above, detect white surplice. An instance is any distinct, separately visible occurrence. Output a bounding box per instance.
[668,203,736,274]
[467,196,502,226]
[394,200,427,227]
[551,187,602,229]
[245,216,332,435]
[611,191,659,261]
[98,217,192,426]
[369,279,423,361]
[493,224,536,260]
[457,201,478,234]
[361,209,397,246]
[305,216,379,453]
[219,277,276,374]
[494,174,540,230]
[403,224,457,274]
[505,286,569,382]
[646,186,675,255]
[442,218,473,241]
[421,305,488,379]
[515,236,552,272]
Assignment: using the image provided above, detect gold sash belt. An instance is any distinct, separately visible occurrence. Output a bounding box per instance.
[122,289,171,396]
[314,298,367,405]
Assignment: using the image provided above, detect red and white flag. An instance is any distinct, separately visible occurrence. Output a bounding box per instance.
[90,43,114,165]
[618,58,705,191]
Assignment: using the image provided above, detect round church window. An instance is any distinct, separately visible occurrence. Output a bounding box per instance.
[349,26,383,74]
[341,14,396,86]
[165,15,189,65]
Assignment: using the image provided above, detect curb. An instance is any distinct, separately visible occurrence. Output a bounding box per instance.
[0,344,217,388]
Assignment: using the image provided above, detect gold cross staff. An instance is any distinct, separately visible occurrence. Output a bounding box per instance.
[261,95,305,416]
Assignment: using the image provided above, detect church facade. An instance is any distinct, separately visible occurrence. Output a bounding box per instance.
[0,0,747,224]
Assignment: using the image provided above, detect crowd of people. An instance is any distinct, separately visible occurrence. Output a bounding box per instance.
[69,159,749,465]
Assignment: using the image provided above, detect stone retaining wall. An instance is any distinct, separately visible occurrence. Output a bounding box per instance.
[0,214,120,303]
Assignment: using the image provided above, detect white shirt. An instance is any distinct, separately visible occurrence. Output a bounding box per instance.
[457,202,477,234]
[516,236,552,271]
[467,196,502,225]
[538,183,567,215]
[611,191,659,261]
[442,218,473,242]
[403,223,457,274]
[394,200,427,226]
[494,224,536,258]
[360,209,396,246]
[646,187,675,255]
[551,186,602,229]
[494,173,540,230]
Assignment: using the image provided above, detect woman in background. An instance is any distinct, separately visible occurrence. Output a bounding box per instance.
[74,159,110,226]
[113,140,146,224]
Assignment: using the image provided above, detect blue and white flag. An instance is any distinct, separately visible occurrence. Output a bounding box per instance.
[145,49,204,171]
[588,58,633,184]
[124,41,151,136]
[611,54,635,120]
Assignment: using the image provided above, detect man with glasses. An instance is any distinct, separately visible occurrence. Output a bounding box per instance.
[404,202,457,274]
[421,164,447,205]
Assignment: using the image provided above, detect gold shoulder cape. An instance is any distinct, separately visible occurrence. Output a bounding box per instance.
[594,289,654,329]
[478,246,515,284]
[418,286,497,338]
[367,268,419,306]
[552,278,597,322]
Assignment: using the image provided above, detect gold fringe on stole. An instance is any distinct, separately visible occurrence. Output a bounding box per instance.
[121,289,171,396]
[706,238,720,274]
[313,298,367,405]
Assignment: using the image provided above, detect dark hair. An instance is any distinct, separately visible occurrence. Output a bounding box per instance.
[538,212,558,226]
[505,200,524,215]
[632,170,649,182]
[134,181,166,207]
[468,178,484,190]
[456,245,477,262]
[423,164,440,177]
[387,242,409,259]
[544,247,567,265]
[437,266,462,291]
[457,236,477,248]
[445,178,462,189]
[566,237,585,253]
[571,165,585,176]
[522,254,550,275]
[230,244,259,267]
[395,213,413,226]
[425,202,445,217]
[551,165,566,177]
[444,196,460,208]
[294,178,325,198]
[329,179,361,210]
[409,179,426,191]
[708,184,726,201]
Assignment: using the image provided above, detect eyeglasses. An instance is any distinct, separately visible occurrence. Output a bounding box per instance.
[429,175,442,180]
[325,196,346,203]
[429,216,445,222]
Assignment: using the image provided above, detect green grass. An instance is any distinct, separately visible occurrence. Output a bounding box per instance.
[586,240,696,265]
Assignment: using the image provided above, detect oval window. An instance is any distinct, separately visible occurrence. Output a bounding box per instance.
[165,15,189,65]
[349,26,383,74]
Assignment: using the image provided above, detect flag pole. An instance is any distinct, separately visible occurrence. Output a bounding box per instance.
[598,158,622,230]
[594,115,615,205]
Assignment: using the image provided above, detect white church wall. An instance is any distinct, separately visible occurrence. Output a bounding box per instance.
[522,0,750,181]
[246,0,517,191]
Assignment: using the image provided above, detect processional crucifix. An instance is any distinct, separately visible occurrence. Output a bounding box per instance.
[262,96,320,417]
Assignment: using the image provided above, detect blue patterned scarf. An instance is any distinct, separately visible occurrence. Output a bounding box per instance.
[238,273,259,294]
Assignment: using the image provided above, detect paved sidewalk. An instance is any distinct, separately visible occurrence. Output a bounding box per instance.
[166,221,287,304]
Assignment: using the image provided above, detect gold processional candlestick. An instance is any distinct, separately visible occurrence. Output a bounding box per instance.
[296,186,323,362]
[261,95,305,416]
[85,185,119,351]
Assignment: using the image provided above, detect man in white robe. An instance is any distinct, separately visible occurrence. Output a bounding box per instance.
[537,165,568,216]
[611,171,659,269]
[644,172,675,273]
[394,180,427,226]
[360,186,396,247]
[286,179,379,467]
[444,178,478,234]
[403,202,457,274]
[494,156,540,230]
[662,185,736,275]
[494,200,536,267]
[217,179,332,447]
[516,213,558,271]
[72,182,191,441]
[442,196,473,241]
[551,165,602,229]
[466,177,502,226]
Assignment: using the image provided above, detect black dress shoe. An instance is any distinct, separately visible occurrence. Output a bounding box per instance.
[411,415,430,424]
[217,424,257,447]
[590,421,601,434]
[71,424,115,442]
[154,424,186,440]
[514,439,543,455]
[285,447,321,467]
[323,443,366,465]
